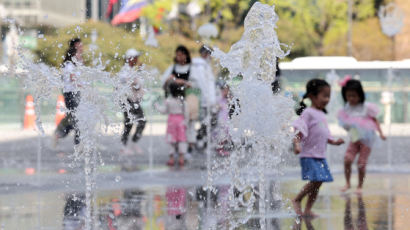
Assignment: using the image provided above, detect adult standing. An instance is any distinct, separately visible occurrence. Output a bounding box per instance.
[161,45,199,154]
[191,45,217,150]
[119,49,146,154]
[54,38,83,146]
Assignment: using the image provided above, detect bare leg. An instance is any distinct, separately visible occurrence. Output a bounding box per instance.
[178,152,184,166]
[292,182,316,216]
[341,159,353,192]
[167,143,178,166]
[178,142,187,167]
[304,182,322,217]
[356,143,371,194]
[356,165,366,194]
[342,142,359,192]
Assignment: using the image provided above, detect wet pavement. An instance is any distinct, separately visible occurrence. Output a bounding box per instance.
[1,126,410,229]
[0,173,409,229]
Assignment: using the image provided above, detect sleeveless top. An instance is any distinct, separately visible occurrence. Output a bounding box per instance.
[169,64,190,97]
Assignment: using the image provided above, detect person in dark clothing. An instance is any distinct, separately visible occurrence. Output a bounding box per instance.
[119,49,146,154]
[54,38,83,146]
[272,58,281,94]
[62,193,86,230]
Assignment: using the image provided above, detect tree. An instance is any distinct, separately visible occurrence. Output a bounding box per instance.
[274,0,381,59]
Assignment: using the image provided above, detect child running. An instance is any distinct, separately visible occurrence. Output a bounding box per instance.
[338,77,386,194]
[292,79,344,217]
[155,83,189,167]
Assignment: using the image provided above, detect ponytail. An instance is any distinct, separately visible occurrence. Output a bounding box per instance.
[296,78,330,116]
[296,94,308,116]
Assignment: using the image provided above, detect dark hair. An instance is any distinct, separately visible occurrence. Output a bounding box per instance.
[62,38,81,66]
[199,45,212,55]
[168,82,184,98]
[296,78,330,115]
[341,79,365,104]
[174,45,191,64]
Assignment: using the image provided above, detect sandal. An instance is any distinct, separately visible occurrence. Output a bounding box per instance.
[178,154,185,166]
[167,156,175,166]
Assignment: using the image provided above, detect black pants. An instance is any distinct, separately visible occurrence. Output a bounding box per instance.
[55,92,81,145]
[121,100,146,145]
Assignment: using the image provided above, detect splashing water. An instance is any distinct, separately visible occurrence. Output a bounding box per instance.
[212,3,294,229]
[4,2,295,229]
[18,53,157,230]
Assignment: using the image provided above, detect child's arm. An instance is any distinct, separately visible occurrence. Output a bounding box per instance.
[293,132,302,155]
[328,138,345,145]
[153,99,168,114]
[372,117,387,140]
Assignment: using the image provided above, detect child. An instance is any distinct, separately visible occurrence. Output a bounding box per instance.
[292,79,344,217]
[155,83,189,166]
[338,77,386,194]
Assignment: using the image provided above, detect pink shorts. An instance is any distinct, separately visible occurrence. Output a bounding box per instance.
[166,114,186,143]
[344,141,371,168]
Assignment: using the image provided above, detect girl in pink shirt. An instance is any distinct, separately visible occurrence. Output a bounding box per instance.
[292,79,344,217]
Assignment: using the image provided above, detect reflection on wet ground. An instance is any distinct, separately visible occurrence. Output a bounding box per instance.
[1,173,409,229]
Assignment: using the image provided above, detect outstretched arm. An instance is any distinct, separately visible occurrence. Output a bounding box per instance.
[373,117,386,140]
[328,138,344,145]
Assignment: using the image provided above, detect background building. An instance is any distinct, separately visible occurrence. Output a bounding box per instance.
[0,0,111,27]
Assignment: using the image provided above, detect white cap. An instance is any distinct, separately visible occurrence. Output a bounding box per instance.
[125,48,140,59]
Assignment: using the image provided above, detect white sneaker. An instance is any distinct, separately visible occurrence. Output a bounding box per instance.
[196,140,205,150]
[185,152,193,163]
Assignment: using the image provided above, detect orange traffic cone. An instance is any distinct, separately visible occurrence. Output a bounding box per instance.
[55,95,66,126]
[25,167,35,175]
[23,95,36,130]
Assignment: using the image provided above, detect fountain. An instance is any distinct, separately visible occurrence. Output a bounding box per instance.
[212,2,294,229]
[4,2,296,229]
[18,52,157,229]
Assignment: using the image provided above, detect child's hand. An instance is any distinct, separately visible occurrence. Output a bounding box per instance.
[380,134,387,140]
[293,133,302,155]
[328,138,344,145]
[293,142,301,155]
[335,138,345,145]
[334,138,345,145]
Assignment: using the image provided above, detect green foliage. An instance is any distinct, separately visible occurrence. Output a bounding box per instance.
[352,17,393,60]
[275,0,348,57]
[34,21,236,74]
[34,21,145,72]
[274,0,382,59]
[354,0,376,20]
[141,0,173,28]
[34,0,393,71]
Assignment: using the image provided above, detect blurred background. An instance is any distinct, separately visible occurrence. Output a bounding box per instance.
[0,0,409,125]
